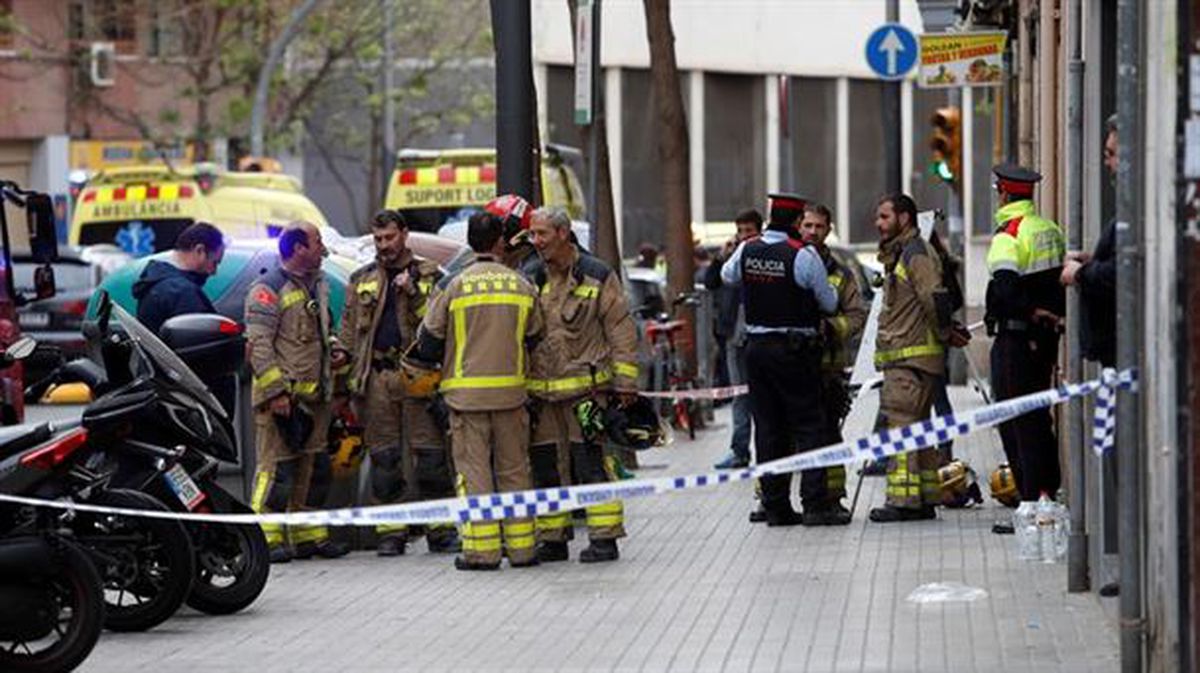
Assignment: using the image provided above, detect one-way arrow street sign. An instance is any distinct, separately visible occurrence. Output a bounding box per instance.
[866,23,918,80]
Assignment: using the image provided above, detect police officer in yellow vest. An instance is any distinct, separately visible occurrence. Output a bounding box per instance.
[986,164,1066,512]
[339,209,460,556]
[246,222,351,562]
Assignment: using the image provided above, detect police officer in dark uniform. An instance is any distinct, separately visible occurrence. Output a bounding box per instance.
[986,165,1067,514]
[720,193,838,526]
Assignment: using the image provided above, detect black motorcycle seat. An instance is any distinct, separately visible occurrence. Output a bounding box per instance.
[0,423,52,461]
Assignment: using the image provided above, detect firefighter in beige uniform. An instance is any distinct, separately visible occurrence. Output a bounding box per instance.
[525,208,640,564]
[246,222,350,562]
[414,212,544,570]
[339,209,459,556]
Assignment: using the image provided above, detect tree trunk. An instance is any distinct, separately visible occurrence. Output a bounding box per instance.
[568,0,620,268]
[643,0,694,361]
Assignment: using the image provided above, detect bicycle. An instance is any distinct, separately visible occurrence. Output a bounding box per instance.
[644,293,701,440]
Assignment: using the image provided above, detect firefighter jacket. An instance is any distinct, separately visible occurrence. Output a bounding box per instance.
[246,267,338,408]
[526,247,640,402]
[985,199,1066,329]
[822,251,868,371]
[339,251,441,396]
[874,227,948,377]
[416,254,543,412]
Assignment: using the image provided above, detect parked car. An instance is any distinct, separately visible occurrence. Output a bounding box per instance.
[13,251,98,383]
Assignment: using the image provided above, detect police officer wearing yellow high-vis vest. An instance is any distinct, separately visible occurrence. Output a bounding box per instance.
[525,207,639,563]
[414,211,544,570]
[339,209,460,556]
[246,222,350,562]
[986,164,1066,508]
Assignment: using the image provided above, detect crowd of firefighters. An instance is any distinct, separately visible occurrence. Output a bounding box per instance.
[233,156,1071,569]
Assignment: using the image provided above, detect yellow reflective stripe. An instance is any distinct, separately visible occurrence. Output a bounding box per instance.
[613,361,639,379]
[250,471,271,512]
[572,285,599,299]
[291,525,329,544]
[357,280,379,295]
[448,292,534,312]
[504,521,535,536]
[893,261,909,282]
[415,304,427,318]
[537,513,571,529]
[830,316,850,339]
[292,380,319,396]
[376,523,408,534]
[439,375,525,391]
[828,273,844,288]
[253,366,284,389]
[452,304,468,379]
[874,330,944,365]
[417,280,433,294]
[527,368,613,394]
[515,303,529,377]
[281,290,307,310]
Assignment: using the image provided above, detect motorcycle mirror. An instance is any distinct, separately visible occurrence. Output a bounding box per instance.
[6,336,37,361]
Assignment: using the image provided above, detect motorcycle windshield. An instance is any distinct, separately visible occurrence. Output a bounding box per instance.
[110,302,229,422]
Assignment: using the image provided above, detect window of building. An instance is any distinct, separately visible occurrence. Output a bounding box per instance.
[847,79,889,244]
[545,64,588,189]
[147,3,185,58]
[621,68,667,257]
[785,77,837,223]
[704,72,764,223]
[71,0,136,54]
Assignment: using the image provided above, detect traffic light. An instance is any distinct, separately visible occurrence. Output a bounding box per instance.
[929,106,962,187]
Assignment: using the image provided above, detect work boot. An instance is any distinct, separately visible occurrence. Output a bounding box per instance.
[765,508,804,527]
[295,539,351,560]
[376,536,406,557]
[868,505,937,523]
[748,505,767,523]
[579,539,619,563]
[426,531,462,554]
[991,521,1015,535]
[536,541,569,563]
[714,453,749,470]
[802,503,852,527]
[454,556,500,571]
[269,546,294,564]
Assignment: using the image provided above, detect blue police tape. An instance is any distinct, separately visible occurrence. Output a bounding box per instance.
[0,368,1137,527]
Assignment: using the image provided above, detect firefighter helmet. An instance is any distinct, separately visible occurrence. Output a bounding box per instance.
[484,194,533,246]
[989,463,1020,507]
[603,395,666,451]
[939,459,984,509]
[399,344,442,398]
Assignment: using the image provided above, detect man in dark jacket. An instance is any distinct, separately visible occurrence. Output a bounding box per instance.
[132,222,225,334]
[1061,114,1117,367]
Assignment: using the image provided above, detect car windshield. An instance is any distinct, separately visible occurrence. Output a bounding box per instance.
[110,300,228,418]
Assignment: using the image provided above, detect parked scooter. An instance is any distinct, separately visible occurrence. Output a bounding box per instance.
[26,292,269,616]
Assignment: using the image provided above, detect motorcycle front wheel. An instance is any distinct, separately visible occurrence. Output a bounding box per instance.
[185,520,270,615]
[72,489,195,632]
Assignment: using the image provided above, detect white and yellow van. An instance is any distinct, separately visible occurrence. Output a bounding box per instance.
[383,145,586,232]
[71,163,328,256]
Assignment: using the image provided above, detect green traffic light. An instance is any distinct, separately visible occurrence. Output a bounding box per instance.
[933,160,955,183]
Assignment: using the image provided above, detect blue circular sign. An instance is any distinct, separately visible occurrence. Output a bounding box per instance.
[865,23,918,80]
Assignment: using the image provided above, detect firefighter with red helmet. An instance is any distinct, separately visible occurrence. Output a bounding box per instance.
[484,194,537,270]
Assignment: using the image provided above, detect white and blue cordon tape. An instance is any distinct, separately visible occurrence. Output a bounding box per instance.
[0,368,1138,527]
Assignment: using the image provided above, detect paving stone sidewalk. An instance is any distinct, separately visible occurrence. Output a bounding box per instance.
[79,386,1118,672]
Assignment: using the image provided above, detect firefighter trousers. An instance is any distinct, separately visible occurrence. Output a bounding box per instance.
[990,331,1061,501]
[744,335,826,515]
[362,369,457,544]
[877,367,941,509]
[800,369,849,509]
[251,402,333,549]
[529,397,626,542]
[449,407,536,565]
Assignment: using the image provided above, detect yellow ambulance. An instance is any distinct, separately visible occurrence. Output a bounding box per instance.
[71,163,328,256]
[383,145,586,232]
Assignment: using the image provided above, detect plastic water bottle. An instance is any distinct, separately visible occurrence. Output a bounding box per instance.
[1052,500,1071,561]
[1013,500,1039,561]
[1035,492,1059,563]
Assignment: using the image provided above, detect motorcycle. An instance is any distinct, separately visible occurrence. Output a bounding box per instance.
[0,533,105,673]
[27,292,269,616]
